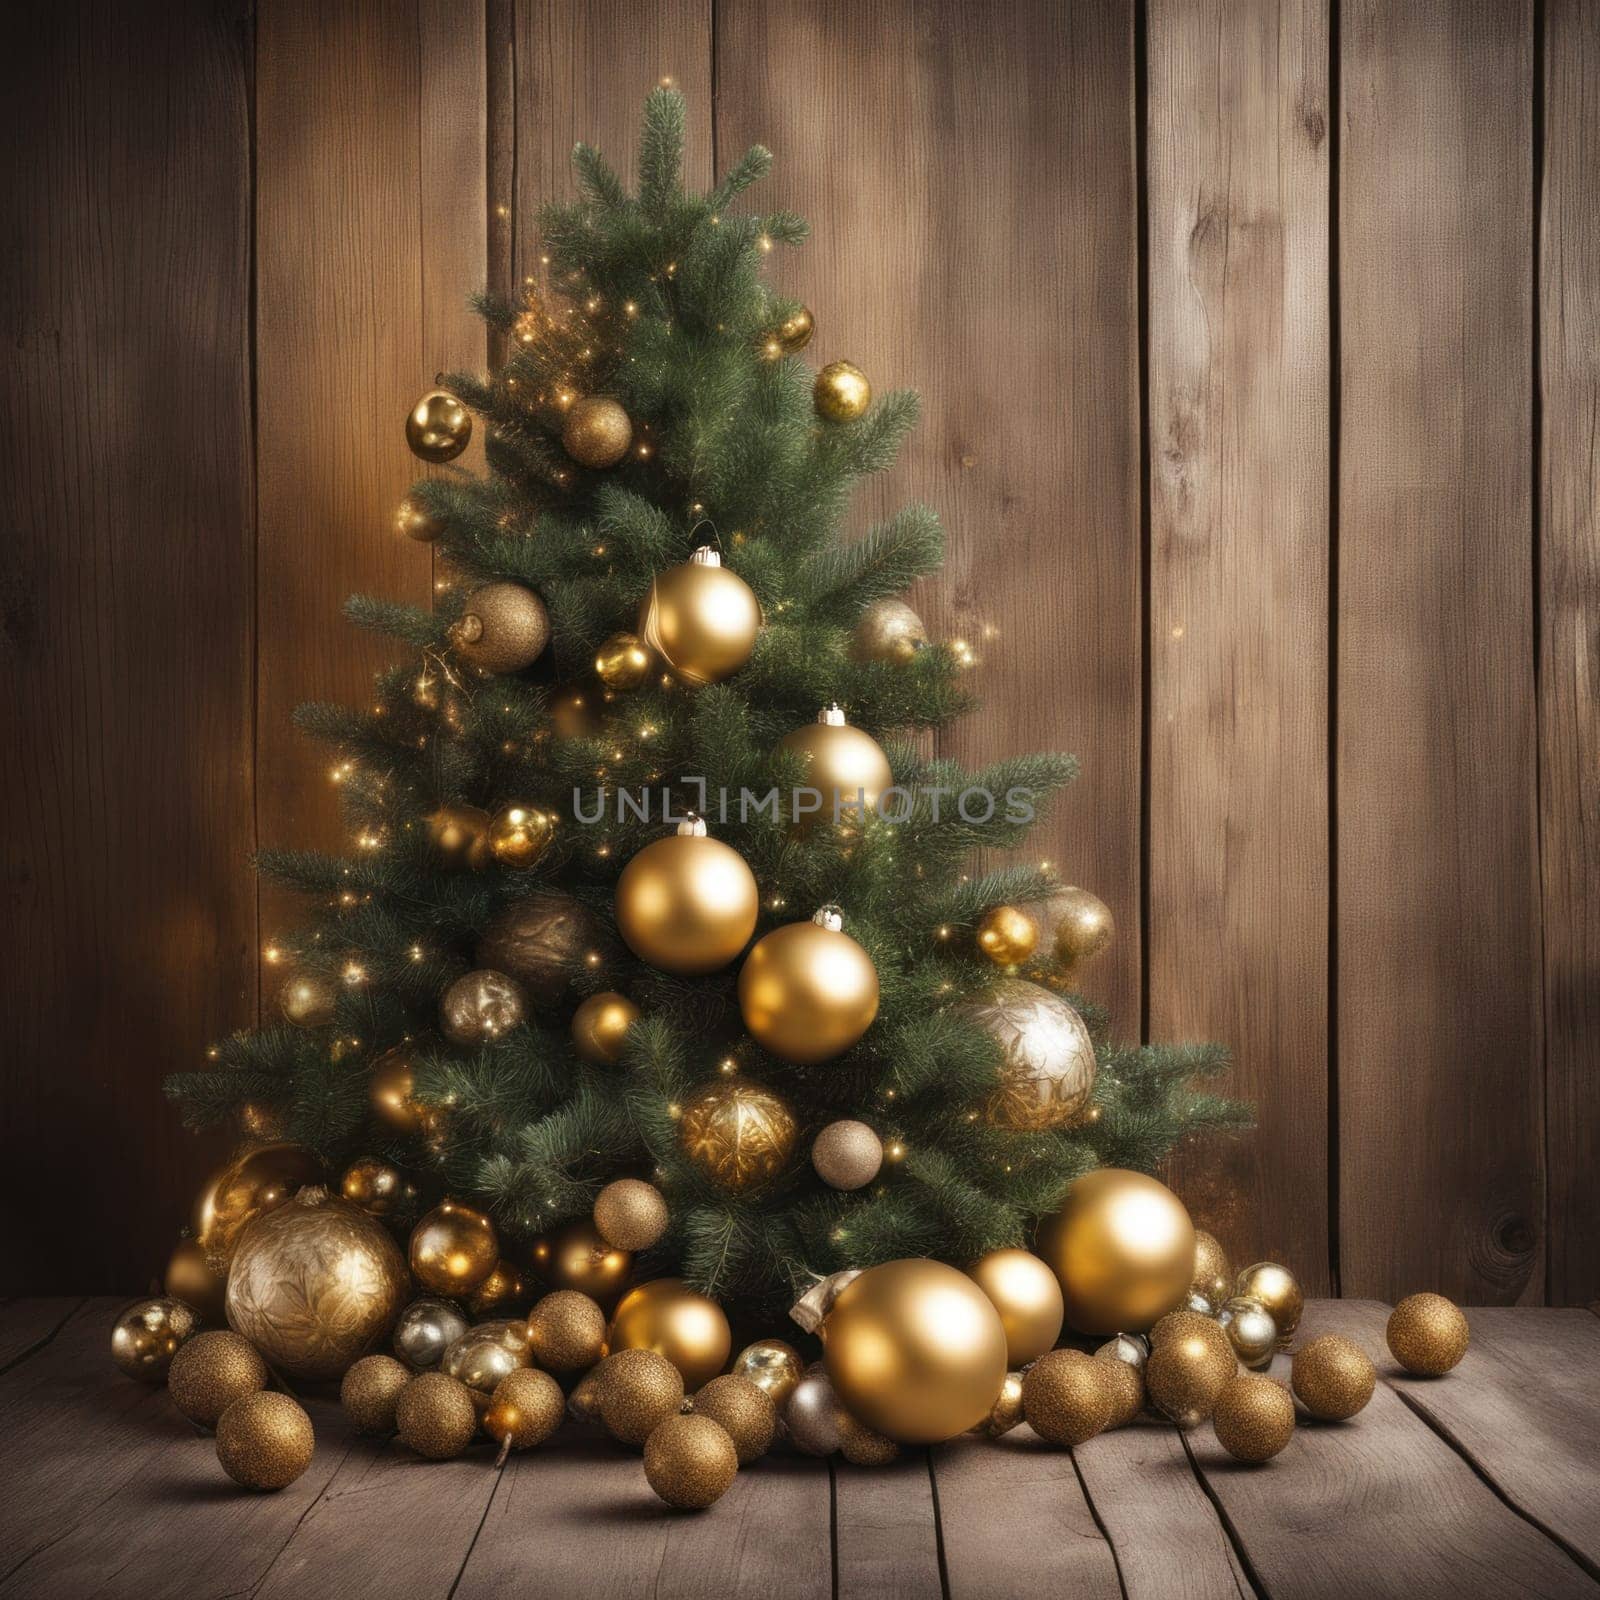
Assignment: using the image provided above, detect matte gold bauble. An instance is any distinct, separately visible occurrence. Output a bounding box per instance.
[216,1391,315,1491]
[777,706,893,831]
[693,1373,777,1464]
[1048,886,1115,972]
[485,1367,564,1456]
[1021,1348,1113,1446]
[340,1353,411,1434]
[279,972,337,1028]
[609,1278,731,1391]
[814,360,871,422]
[593,1178,669,1252]
[478,889,617,1009]
[168,1330,269,1427]
[1386,1292,1469,1376]
[678,1079,798,1192]
[639,547,761,686]
[1095,1351,1146,1428]
[965,978,1097,1132]
[598,1347,685,1446]
[406,388,471,463]
[410,1200,500,1295]
[730,1338,804,1410]
[1036,1167,1195,1335]
[974,1370,1026,1438]
[340,1156,405,1217]
[427,803,493,869]
[442,1317,532,1409]
[811,1119,883,1191]
[194,1142,323,1270]
[369,1044,431,1135]
[439,968,526,1047]
[644,1412,738,1510]
[570,992,640,1065]
[543,1218,634,1307]
[395,1372,478,1459]
[1218,1296,1278,1369]
[393,1296,470,1371]
[165,1238,228,1326]
[1190,1229,1233,1306]
[595,631,653,689]
[850,597,926,664]
[615,818,759,975]
[1291,1333,1376,1420]
[450,581,550,674]
[562,395,632,468]
[968,1247,1065,1367]
[395,495,442,542]
[526,1289,609,1371]
[1234,1262,1303,1344]
[1146,1332,1231,1428]
[784,1363,849,1456]
[738,908,879,1065]
[822,1258,1009,1445]
[467,1260,530,1317]
[1212,1374,1295,1463]
[976,905,1039,967]
[112,1297,200,1383]
[487,803,557,868]
[772,304,815,354]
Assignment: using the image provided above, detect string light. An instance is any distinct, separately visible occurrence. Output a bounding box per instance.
[758,234,773,253]
[263,944,284,965]
[342,961,367,985]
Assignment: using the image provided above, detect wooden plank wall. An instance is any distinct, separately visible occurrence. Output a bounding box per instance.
[1,0,1594,1306]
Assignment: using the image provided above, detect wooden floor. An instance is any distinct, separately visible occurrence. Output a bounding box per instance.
[1,1299,1596,1599]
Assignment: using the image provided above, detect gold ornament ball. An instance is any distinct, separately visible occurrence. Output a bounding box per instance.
[738,912,879,1065]
[811,1119,883,1191]
[773,304,815,354]
[562,395,633,469]
[439,969,526,1047]
[485,1367,565,1453]
[730,1338,804,1410]
[1146,1332,1232,1429]
[598,1347,685,1446]
[639,547,761,686]
[393,1296,471,1371]
[542,1218,634,1308]
[410,1200,500,1296]
[450,581,550,674]
[216,1391,316,1491]
[427,802,493,870]
[166,1238,229,1326]
[693,1374,777,1464]
[1292,1333,1376,1420]
[567,1368,604,1423]
[785,1364,849,1456]
[194,1142,323,1271]
[609,1277,731,1391]
[965,978,1097,1132]
[279,972,338,1028]
[1048,886,1116,972]
[644,1413,739,1511]
[615,822,759,976]
[594,1178,669,1253]
[969,1247,1065,1367]
[571,992,641,1066]
[467,1261,530,1317]
[341,1353,412,1435]
[595,631,653,690]
[526,1289,609,1371]
[395,495,442,542]
[1234,1262,1304,1344]
[168,1330,269,1428]
[369,1044,429,1135]
[1021,1349,1114,1447]
[488,804,557,868]
[679,1079,798,1193]
[1036,1167,1195,1335]
[1387,1292,1470,1376]
[823,1259,1009,1445]
[442,1317,533,1409]
[111,1297,199,1383]
[1151,1308,1232,1361]
[406,388,472,463]
[1218,1297,1278,1370]
[814,360,872,422]
[478,889,616,1009]
[974,1371,1026,1439]
[396,1372,479,1459]
[1212,1374,1296,1463]
[838,1413,901,1466]
[340,1156,405,1217]
[976,905,1039,967]
[1190,1229,1233,1306]
[1095,1351,1147,1429]
[850,597,927,665]
[777,708,894,831]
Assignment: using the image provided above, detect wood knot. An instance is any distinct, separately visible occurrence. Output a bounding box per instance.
[1300,105,1326,147]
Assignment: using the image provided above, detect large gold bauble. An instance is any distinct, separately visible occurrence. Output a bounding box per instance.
[450,581,550,674]
[165,1237,229,1325]
[773,304,815,354]
[644,1412,739,1510]
[477,889,616,1009]
[1146,1332,1231,1428]
[340,1156,406,1217]
[639,547,761,686]
[439,968,526,1047]
[822,1259,1009,1444]
[968,1247,1065,1367]
[570,992,640,1065]
[777,707,893,832]
[593,1178,669,1252]
[542,1218,634,1308]
[976,905,1039,968]
[526,1289,609,1371]
[225,1188,408,1381]
[561,395,632,468]
[168,1330,269,1427]
[427,803,493,870]
[279,971,336,1028]
[441,1317,532,1409]
[730,1338,804,1410]
[406,388,471,463]
[964,978,1097,1131]
[738,911,879,1065]
[597,1348,685,1446]
[609,1278,731,1391]
[615,822,759,975]
[1190,1229,1233,1306]
[393,1295,470,1370]
[678,1079,798,1192]
[693,1374,777,1464]
[396,1372,478,1459]
[216,1391,316,1491]
[194,1142,323,1271]
[1048,886,1115,973]
[410,1201,499,1296]
[1292,1333,1375,1420]
[112,1297,200,1383]
[1386,1292,1469,1376]
[1234,1261,1303,1343]
[810,1119,883,1191]
[1021,1348,1114,1446]
[594,631,653,690]
[814,360,872,422]
[488,803,557,868]
[1212,1373,1295,1462]
[850,597,926,664]
[1036,1167,1196,1335]
[340,1353,411,1434]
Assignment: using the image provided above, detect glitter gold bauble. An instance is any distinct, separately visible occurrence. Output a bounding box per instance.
[487,803,557,868]
[1212,1374,1295,1462]
[226,1188,408,1382]
[567,1368,603,1423]
[526,1289,609,1371]
[1234,1262,1303,1344]
[777,706,893,832]
[785,1363,849,1455]
[168,1330,268,1427]
[1147,1332,1232,1428]
[396,1372,478,1459]
[216,1391,315,1491]
[639,546,761,686]
[1190,1229,1233,1306]
[166,1238,228,1326]
[369,1044,431,1135]
[615,817,759,975]
[598,1347,685,1446]
[731,1338,804,1410]
[427,802,493,869]
[439,968,526,1047]
[478,889,617,1009]
[609,1278,731,1391]
[1292,1333,1376,1420]
[1021,1349,1113,1446]
[839,1414,901,1465]
[194,1142,323,1270]
[1387,1292,1469,1376]
[396,495,442,542]
[965,978,1097,1132]
[1048,886,1115,972]
[814,359,871,421]
[406,388,471,463]
[593,1178,669,1252]
[693,1374,777,1464]
[678,1079,798,1193]
[279,972,337,1028]
[738,908,879,1065]
[644,1412,738,1510]
[1218,1297,1278,1369]
[974,1371,1026,1438]
[450,581,550,674]
[822,1258,1008,1445]
[1096,1351,1146,1428]
[595,631,653,689]
[467,1261,530,1317]
[340,1156,405,1217]
[541,1218,634,1307]
[442,1318,533,1409]
[340,1353,411,1434]
[394,1296,470,1371]
[410,1201,499,1296]
[1151,1308,1233,1363]
[571,992,641,1065]
[1036,1167,1195,1335]
[562,395,632,468]
[968,1247,1065,1367]
[811,1119,883,1191]
[773,304,815,354]
[111,1298,199,1383]
[485,1367,564,1455]
[850,597,927,664]
[976,905,1039,967]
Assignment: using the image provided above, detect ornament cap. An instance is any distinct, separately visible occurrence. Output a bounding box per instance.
[453,613,485,644]
[811,904,844,933]
[789,1268,863,1333]
[675,812,709,838]
[818,703,846,726]
[689,545,722,568]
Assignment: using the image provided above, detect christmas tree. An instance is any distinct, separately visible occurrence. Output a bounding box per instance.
[167,90,1243,1322]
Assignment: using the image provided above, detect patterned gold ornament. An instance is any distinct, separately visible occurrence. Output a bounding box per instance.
[1146,1331,1232,1428]
[1212,1374,1295,1462]
[1234,1262,1303,1344]
[785,1364,849,1456]
[692,1374,777,1464]
[111,1298,199,1383]
[1190,1229,1233,1306]
[609,1278,731,1391]
[395,495,442,542]
[814,360,871,421]
[570,992,640,1065]
[965,978,1097,1132]
[976,905,1039,967]
[974,1370,1026,1438]
[615,817,759,975]
[450,581,550,674]
[562,395,632,468]
[406,388,472,463]
[439,968,526,1047]
[639,547,761,686]
[485,1367,565,1459]
[1095,1351,1146,1428]
[467,1261,530,1317]
[410,1200,499,1296]
[396,1372,479,1459]
[644,1413,739,1510]
[594,631,653,689]
[810,1119,883,1191]
[738,907,879,1065]
[1386,1292,1469,1376]
[730,1339,804,1410]
[968,1247,1065,1367]
[165,1238,228,1326]
[168,1330,269,1427]
[593,1178,669,1252]
[1047,886,1115,973]
[279,972,337,1028]
[1022,1349,1113,1446]
[487,803,557,868]
[850,597,926,664]
[442,1317,532,1409]
[526,1289,609,1371]
[393,1296,470,1371]
[679,1079,798,1193]
[1292,1333,1376,1420]
[598,1347,685,1446]
[194,1142,323,1270]
[1218,1296,1278,1369]
[340,1156,406,1218]
[777,706,893,831]
[478,889,616,1009]
[427,803,493,869]
[771,304,815,354]
[542,1218,634,1307]
[215,1392,315,1491]
[340,1353,411,1434]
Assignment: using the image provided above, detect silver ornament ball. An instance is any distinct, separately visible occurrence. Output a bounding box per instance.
[1218,1296,1278,1369]
[394,1296,471,1371]
[785,1363,849,1456]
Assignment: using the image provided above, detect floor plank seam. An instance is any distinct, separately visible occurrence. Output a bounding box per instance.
[1065,1445,1130,1600]
[923,1450,953,1600]
[0,1297,88,1380]
[1175,1429,1270,1600]
[237,1436,363,1600]
[444,1451,512,1599]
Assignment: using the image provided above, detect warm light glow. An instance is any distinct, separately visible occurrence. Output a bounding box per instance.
[758,234,773,253]
[263,944,283,965]
[343,962,367,985]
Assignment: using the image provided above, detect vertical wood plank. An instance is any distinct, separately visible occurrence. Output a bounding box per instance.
[1540,0,1600,1308]
[0,1,254,1292]
[832,1457,943,1600]
[1338,0,1541,1302]
[1146,0,1332,1285]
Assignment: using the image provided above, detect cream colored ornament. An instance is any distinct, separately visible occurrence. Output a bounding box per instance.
[614,816,759,976]
[777,705,893,831]
[738,906,879,1064]
[810,1119,883,1190]
[639,547,761,685]
[850,597,926,664]
[964,977,1097,1131]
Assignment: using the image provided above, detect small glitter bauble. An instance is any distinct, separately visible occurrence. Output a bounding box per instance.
[973,1371,1026,1439]
[561,396,632,469]
[813,359,871,421]
[1218,1297,1278,1369]
[568,1368,604,1423]
[730,1338,804,1410]
[593,1178,669,1252]
[850,597,926,664]
[594,631,653,690]
[570,992,641,1066]
[692,1374,777,1464]
[341,1354,412,1434]
[976,905,1039,967]
[394,1296,471,1371]
[969,1247,1065,1367]
[525,1289,609,1372]
[484,1367,565,1453]
[609,1278,731,1391]
[785,1364,848,1456]
[1233,1262,1303,1343]
[966,978,1097,1132]
[1212,1374,1295,1463]
[406,388,471,463]
[679,1079,798,1193]
[1048,886,1115,972]
[1146,1332,1233,1429]
[1022,1349,1113,1447]
[111,1298,199,1383]
[215,1391,315,1491]
[439,969,527,1047]
[598,1348,685,1447]
[1095,1352,1147,1428]
[340,1156,405,1217]
[467,1261,530,1317]
[168,1330,269,1428]
[488,803,557,868]
[1151,1308,1233,1367]
[450,581,550,674]
[838,1414,901,1466]
[1386,1293,1469,1376]
[441,1318,533,1410]
[1292,1333,1376,1420]
[1190,1230,1233,1306]
[395,1373,478,1459]
[541,1218,634,1308]
[410,1201,499,1296]
[811,1119,883,1191]
[644,1413,739,1510]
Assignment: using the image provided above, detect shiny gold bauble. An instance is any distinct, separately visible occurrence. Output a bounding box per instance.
[485,1367,564,1452]
[450,581,550,674]
[1036,1167,1195,1335]
[773,304,815,354]
[822,1258,1008,1445]
[965,978,1097,1131]
[814,359,872,421]
[810,1119,883,1191]
[678,1079,798,1192]
[478,889,616,1009]
[439,968,526,1047]
[692,1374,777,1464]
[406,388,472,463]
[1218,1297,1278,1369]
[550,685,601,740]
[639,547,761,686]
[168,1330,268,1427]
[593,1178,669,1252]
[644,1413,739,1510]
[215,1392,315,1491]
[395,1372,479,1459]
[776,709,893,831]
[1212,1374,1295,1463]
[427,802,493,869]
[784,1363,849,1455]
[598,1347,685,1446]
[195,1142,323,1270]
[165,1238,228,1326]
[976,905,1039,967]
[1190,1230,1233,1306]
[974,1371,1026,1438]
[570,991,641,1065]
[730,1338,804,1410]
[226,1188,408,1381]
[609,1278,731,1391]
[395,495,442,542]
[1095,1351,1146,1428]
[1022,1349,1115,1446]
[615,824,759,975]
[594,631,653,689]
[112,1298,200,1383]
[1234,1262,1303,1344]
[1048,886,1115,972]
[369,1044,430,1135]
[1146,1331,1232,1429]
[1387,1292,1469,1376]
[467,1261,530,1317]
[968,1247,1065,1367]
[487,803,557,868]
[393,1296,470,1371]
[279,972,337,1028]
[850,597,927,664]
[410,1201,499,1296]
[442,1318,532,1409]
[1292,1333,1376,1420]
[340,1353,411,1434]
[838,1414,901,1466]
[340,1156,405,1217]
[738,913,879,1065]
[526,1289,609,1371]
[542,1218,634,1308]
[562,395,632,468]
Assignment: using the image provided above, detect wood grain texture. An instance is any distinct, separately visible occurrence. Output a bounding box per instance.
[0,0,254,1294]
[832,1456,943,1600]
[1337,0,1542,1302]
[1540,0,1600,1310]
[0,1299,84,1376]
